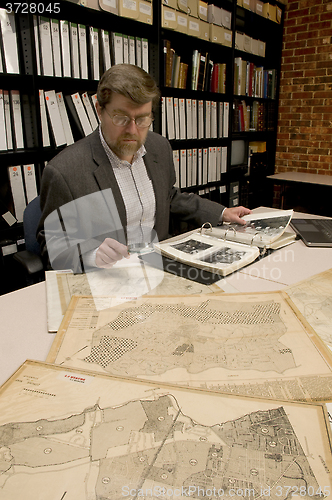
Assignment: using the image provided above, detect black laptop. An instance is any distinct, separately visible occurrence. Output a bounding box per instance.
[290,218,332,247]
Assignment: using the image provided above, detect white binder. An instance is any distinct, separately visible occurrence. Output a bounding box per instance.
[56,92,74,146]
[166,97,175,141]
[218,101,223,138]
[178,98,186,140]
[33,16,41,75]
[22,164,38,204]
[187,149,193,187]
[0,9,19,73]
[209,146,217,182]
[90,94,100,122]
[180,149,187,188]
[39,17,54,77]
[161,96,166,138]
[192,148,197,186]
[135,37,142,68]
[0,90,7,151]
[185,99,192,140]
[3,91,13,150]
[90,27,100,80]
[202,148,208,185]
[191,99,197,139]
[39,90,51,147]
[198,100,204,139]
[60,20,71,77]
[44,90,67,147]
[221,146,227,174]
[197,148,202,186]
[205,100,211,138]
[112,33,123,65]
[142,38,149,72]
[10,90,24,149]
[8,166,26,222]
[101,30,112,71]
[71,93,93,136]
[173,150,180,188]
[216,146,222,181]
[78,25,88,79]
[81,92,98,130]
[211,101,217,138]
[223,102,229,137]
[128,36,136,65]
[51,19,62,77]
[123,35,129,64]
[173,98,180,141]
[70,23,80,78]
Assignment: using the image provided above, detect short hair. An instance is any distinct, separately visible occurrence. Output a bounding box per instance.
[97,64,161,110]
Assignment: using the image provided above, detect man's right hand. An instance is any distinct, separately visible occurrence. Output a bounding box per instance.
[95,238,130,268]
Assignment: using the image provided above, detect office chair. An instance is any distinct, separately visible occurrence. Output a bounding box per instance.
[13,196,45,285]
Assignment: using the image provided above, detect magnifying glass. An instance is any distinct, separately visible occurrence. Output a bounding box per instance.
[127,242,154,254]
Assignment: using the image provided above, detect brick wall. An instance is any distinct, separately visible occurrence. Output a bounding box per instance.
[275,0,332,175]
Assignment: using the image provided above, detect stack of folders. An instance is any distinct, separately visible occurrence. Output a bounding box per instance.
[172,146,227,190]
[161,97,229,141]
[40,90,100,148]
[0,90,39,152]
[34,20,149,79]
[0,9,150,81]
[2,164,39,225]
[33,19,149,79]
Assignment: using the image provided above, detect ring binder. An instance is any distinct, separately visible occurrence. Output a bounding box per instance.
[199,221,213,234]
[223,226,236,241]
[250,232,260,246]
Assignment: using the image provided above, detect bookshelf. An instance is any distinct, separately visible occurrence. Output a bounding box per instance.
[158,0,284,209]
[0,0,285,293]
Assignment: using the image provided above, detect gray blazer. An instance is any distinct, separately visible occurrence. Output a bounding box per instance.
[37,129,224,271]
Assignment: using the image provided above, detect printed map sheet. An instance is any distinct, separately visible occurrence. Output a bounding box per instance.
[0,360,331,500]
[46,266,224,332]
[285,268,332,347]
[47,291,332,402]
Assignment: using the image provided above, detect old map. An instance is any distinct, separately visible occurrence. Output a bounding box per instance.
[47,292,332,401]
[46,266,224,332]
[0,361,331,500]
[285,269,332,347]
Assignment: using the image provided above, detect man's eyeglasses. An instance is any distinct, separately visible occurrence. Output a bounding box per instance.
[104,109,153,129]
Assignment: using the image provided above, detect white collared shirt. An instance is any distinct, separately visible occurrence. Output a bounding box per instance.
[99,127,156,246]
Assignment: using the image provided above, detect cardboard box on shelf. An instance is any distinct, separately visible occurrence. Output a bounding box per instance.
[138,0,152,24]
[187,0,198,18]
[188,16,200,36]
[198,0,208,21]
[162,5,177,29]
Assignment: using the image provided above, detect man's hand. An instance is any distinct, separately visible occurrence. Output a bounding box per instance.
[95,238,130,268]
[222,206,251,225]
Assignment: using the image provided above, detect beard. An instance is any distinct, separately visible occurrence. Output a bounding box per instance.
[107,133,146,159]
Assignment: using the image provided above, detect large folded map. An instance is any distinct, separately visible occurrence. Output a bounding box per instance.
[0,360,331,500]
[47,291,332,402]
